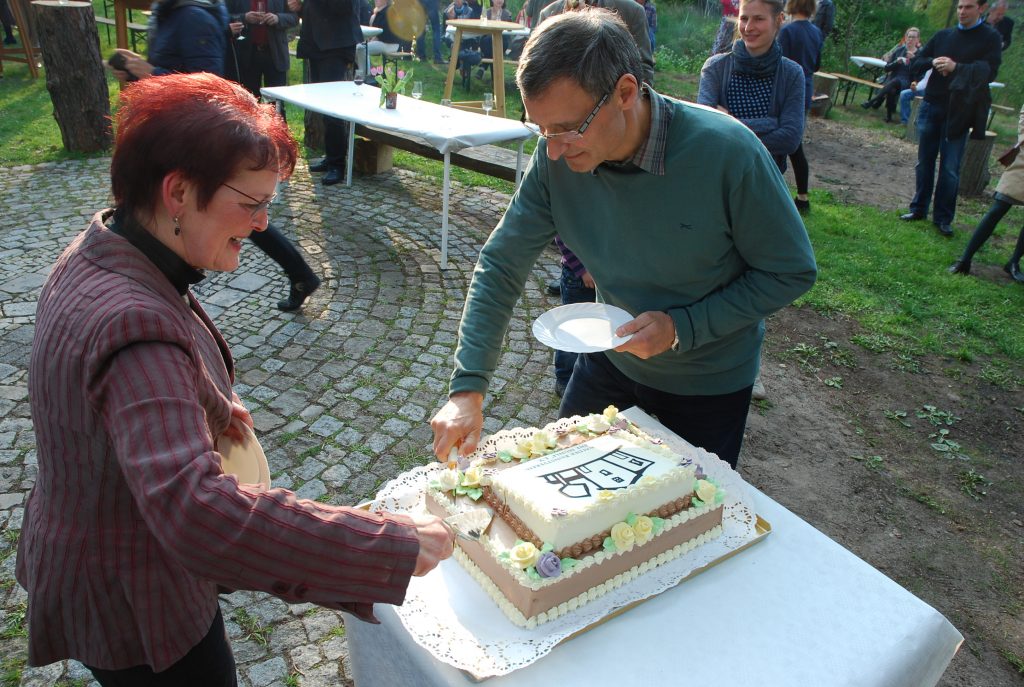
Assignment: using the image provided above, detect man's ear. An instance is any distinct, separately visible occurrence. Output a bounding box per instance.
[616,73,641,111]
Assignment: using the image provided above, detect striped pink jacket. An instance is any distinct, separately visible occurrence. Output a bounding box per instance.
[17,214,420,672]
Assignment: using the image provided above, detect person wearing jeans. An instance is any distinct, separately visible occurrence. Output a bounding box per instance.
[900,0,1001,236]
[909,100,970,233]
[898,68,930,124]
[416,0,445,63]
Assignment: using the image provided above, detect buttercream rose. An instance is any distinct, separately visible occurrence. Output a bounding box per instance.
[531,430,556,452]
[632,515,654,544]
[462,466,484,488]
[602,405,619,422]
[695,479,717,504]
[509,542,540,569]
[436,469,459,492]
[610,522,635,551]
[535,551,562,578]
[509,440,532,460]
[586,415,610,433]
[597,490,616,502]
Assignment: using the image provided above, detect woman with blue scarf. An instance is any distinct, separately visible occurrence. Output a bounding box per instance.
[697,0,805,402]
[697,0,805,174]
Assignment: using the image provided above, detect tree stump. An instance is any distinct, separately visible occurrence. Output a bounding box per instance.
[811,72,836,118]
[303,109,325,151]
[905,97,922,144]
[32,0,111,152]
[959,130,997,198]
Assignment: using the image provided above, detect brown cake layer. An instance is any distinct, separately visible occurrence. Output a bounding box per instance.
[427,493,723,621]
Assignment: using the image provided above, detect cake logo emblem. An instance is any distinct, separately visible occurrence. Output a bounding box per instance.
[540,447,654,499]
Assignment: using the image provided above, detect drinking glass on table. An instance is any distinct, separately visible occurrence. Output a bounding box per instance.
[482,92,494,116]
[353,70,365,94]
[412,81,424,100]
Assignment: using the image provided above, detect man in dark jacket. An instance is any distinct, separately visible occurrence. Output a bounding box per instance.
[899,0,1001,237]
[290,0,363,185]
[986,0,1014,50]
[225,0,297,98]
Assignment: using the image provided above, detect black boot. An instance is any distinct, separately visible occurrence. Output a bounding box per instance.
[947,259,971,275]
[278,275,321,311]
[1004,261,1024,284]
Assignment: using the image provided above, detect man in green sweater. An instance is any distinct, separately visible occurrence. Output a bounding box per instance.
[430,9,816,468]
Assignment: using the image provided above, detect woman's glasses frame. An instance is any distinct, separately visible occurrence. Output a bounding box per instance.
[221,182,276,219]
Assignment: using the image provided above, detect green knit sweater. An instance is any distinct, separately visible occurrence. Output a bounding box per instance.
[451,96,817,397]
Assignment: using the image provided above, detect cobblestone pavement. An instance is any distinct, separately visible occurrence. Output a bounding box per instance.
[0,158,563,686]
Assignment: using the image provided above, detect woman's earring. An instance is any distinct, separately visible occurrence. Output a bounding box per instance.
[173,216,181,236]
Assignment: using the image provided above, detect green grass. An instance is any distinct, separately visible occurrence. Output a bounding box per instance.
[800,192,1024,363]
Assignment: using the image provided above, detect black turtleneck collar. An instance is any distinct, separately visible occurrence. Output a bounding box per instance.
[107,209,205,296]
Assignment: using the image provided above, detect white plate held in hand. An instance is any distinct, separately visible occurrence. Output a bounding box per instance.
[532,303,634,353]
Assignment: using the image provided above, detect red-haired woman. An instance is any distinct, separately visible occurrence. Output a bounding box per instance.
[16,73,454,687]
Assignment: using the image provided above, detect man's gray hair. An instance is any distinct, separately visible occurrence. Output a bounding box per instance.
[516,9,645,101]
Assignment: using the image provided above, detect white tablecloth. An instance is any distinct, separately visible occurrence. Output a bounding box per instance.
[851,55,887,70]
[261,81,534,268]
[262,81,532,155]
[346,410,964,686]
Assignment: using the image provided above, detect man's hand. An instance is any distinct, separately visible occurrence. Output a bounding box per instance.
[612,311,676,359]
[933,56,957,75]
[229,21,243,36]
[263,12,279,24]
[109,48,153,82]
[286,0,301,12]
[409,513,456,576]
[430,391,484,461]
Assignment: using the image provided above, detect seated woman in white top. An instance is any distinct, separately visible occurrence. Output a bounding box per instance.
[356,0,402,76]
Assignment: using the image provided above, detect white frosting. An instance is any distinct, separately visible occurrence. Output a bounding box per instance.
[453,525,725,628]
[489,434,696,550]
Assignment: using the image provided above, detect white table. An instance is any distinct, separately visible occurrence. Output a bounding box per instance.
[262,82,535,269]
[346,411,964,686]
[851,55,887,81]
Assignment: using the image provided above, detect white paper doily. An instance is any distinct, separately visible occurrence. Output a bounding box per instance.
[372,412,761,679]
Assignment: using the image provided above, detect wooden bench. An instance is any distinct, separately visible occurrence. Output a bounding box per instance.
[830,72,883,107]
[95,15,148,51]
[352,123,522,182]
[988,103,1016,128]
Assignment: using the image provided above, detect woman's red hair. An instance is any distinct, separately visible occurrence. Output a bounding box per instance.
[111,72,298,216]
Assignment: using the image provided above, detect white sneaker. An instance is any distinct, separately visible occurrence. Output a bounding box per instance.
[751,375,767,401]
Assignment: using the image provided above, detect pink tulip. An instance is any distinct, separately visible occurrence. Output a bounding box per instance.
[371,67,383,76]
[398,71,406,79]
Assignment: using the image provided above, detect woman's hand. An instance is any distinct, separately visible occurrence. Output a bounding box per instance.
[230,21,243,36]
[221,393,254,442]
[409,513,457,576]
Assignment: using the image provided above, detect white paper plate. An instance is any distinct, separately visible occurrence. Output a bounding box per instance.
[217,421,271,491]
[532,302,634,353]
